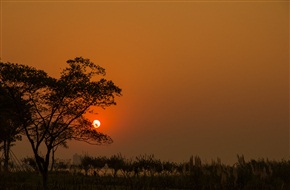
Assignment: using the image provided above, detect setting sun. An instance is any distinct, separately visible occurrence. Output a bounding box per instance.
[92,120,101,128]
[3,1,288,172]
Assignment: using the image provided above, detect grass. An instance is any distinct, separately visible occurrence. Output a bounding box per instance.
[1,155,290,190]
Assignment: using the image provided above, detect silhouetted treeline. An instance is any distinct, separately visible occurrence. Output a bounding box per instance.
[1,154,290,189]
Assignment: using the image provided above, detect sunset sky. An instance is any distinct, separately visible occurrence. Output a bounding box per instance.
[1,1,289,164]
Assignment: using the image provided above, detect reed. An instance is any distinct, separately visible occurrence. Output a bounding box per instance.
[0,155,289,190]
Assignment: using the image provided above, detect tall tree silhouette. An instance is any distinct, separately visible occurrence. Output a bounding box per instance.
[0,57,122,189]
[0,87,24,172]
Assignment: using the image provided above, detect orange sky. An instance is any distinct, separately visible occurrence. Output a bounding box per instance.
[1,1,289,164]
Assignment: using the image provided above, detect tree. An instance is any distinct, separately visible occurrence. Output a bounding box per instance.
[0,57,122,189]
[107,153,125,178]
[22,156,38,172]
[80,155,94,176]
[0,87,23,172]
[50,142,68,172]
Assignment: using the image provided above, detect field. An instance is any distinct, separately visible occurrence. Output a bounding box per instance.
[1,155,290,190]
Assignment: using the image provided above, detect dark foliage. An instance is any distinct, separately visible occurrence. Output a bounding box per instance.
[0,57,122,189]
[1,154,290,190]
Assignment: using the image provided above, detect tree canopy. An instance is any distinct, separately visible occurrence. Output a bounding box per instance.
[0,57,122,189]
[0,86,23,172]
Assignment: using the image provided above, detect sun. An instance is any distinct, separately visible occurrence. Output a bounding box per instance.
[92,120,101,128]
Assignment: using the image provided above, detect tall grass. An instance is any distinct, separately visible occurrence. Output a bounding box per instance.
[1,155,290,190]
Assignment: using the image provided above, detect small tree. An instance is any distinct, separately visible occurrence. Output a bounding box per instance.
[135,154,156,176]
[0,57,121,189]
[80,155,94,175]
[50,142,68,172]
[22,156,38,172]
[107,153,125,178]
[91,156,106,176]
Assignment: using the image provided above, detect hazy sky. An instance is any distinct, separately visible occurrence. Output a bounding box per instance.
[1,1,289,164]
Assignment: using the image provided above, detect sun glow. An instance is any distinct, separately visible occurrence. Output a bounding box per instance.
[92,120,101,128]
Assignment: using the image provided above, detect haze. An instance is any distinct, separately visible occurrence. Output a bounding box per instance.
[1,1,289,164]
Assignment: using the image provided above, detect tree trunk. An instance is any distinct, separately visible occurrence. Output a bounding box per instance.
[50,148,55,172]
[42,149,51,190]
[42,170,48,190]
[3,140,10,172]
[35,154,49,190]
